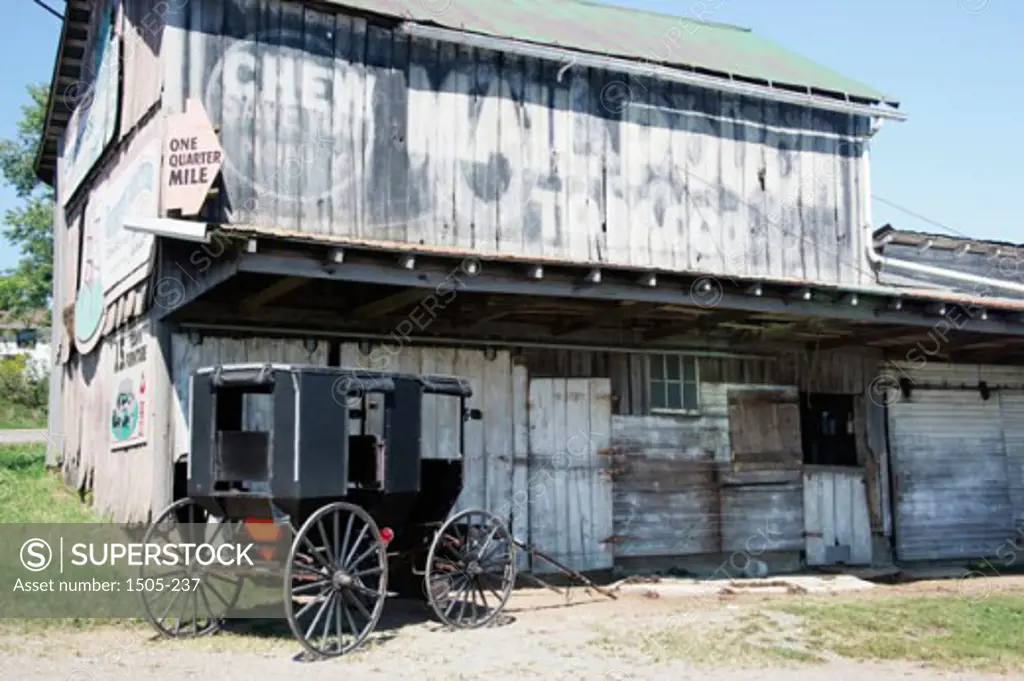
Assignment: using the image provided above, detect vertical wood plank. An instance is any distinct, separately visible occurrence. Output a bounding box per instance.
[454,348,486,510]
[254,0,282,228]
[497,53,526,255]
[589,378,614,570]
[510,363,530,572]
[521,57,546,258]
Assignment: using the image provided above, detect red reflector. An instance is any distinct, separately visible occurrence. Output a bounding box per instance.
[244,517,281,543]
[381,527,394,545]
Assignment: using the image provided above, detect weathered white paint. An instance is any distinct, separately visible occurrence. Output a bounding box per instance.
[526,378,613,573]
[161,0,870,288]
[803,468,873,566]
[613,383,806,559]
[99,134,160,299]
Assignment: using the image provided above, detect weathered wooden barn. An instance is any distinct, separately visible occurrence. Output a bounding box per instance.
[37,0,1024,575]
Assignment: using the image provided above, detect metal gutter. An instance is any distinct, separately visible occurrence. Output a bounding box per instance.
[395,22,908,122]
[174,323,776,361]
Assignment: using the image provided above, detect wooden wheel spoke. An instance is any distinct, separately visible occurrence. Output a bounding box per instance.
[427,509,515,630]
[285,503,386,658]
[293,579,330,595]
[345,587,374,621]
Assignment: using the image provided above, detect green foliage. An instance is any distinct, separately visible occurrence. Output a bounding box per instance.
[0,443,97,523]
[0,356,48,416]
[0,83,53,318]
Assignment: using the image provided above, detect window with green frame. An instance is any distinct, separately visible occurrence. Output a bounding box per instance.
[648,354,699,412]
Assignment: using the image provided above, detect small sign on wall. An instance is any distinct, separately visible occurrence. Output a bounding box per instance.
[161,98,224,216]
[109,319,150,450]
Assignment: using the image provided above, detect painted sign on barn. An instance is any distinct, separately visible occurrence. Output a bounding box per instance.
[60,0,120,206]
[102,136,160,296]
[109,318,149,449]
[161,99,223,215]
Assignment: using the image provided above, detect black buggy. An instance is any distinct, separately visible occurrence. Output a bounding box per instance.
[140,363,517,658]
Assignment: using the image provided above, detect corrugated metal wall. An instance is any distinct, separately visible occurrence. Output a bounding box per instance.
[160,0,872,288]
[879,361,1024,561]
[888,390,1014,561]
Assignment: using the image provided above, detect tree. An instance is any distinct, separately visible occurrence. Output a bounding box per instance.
[0,83,53,320]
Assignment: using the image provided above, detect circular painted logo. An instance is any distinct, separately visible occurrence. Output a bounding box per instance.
[111,381,140,442]
[74,279,106,354]
[203,26,356,217]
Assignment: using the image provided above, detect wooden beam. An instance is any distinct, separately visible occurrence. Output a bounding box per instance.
[551,302,660,337]
[346,288,431,320]
[240,276,308,312]
[236,252,1024,338]
[642,310,751,342]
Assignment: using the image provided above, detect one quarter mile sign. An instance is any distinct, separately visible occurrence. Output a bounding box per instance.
[161,98,224,216]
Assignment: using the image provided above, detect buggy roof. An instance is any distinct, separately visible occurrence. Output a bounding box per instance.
[194,363,474,398]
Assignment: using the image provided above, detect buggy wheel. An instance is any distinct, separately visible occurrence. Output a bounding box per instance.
[140,498,245,638]
[426,508,516,629]
[284,502,388,658]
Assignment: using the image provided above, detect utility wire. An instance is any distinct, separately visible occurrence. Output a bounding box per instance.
[31,0,64,20]
[872,194,973,241]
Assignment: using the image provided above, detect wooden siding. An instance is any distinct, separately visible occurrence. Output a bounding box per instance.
[61,316,159,522]
[337,342,515,514]
[611,383,806,559]
[803,467,873,565]
[160,0,872,287]
[120,0,169,138]
[525,378,613,573]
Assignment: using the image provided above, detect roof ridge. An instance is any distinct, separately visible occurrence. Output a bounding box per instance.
[568,0,752,33]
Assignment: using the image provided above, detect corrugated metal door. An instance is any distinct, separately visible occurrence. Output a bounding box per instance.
[999,391,1024,528]
[889,390,1013,561]
[525,378,613,573]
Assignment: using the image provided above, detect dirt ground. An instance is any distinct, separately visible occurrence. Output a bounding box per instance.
[3,575,1023,681]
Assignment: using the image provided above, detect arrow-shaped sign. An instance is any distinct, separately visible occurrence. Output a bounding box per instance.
[161,98,223,216]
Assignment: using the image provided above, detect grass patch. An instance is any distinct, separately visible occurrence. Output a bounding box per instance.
[591,610,825,669]
[778,594,1024,672]
[0,401,45,430]
[0,444,97,523]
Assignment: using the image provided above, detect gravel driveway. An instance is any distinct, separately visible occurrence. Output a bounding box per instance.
[2,581,1020,681]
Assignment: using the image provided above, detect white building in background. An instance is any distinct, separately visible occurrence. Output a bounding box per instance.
[0,310,51,380]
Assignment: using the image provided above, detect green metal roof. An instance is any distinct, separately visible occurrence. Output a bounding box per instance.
[330,0,897,106]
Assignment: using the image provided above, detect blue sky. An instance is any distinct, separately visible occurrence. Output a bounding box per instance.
[0,0,1020,272]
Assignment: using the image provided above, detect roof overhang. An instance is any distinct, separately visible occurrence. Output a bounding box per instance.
[34,0,92,187]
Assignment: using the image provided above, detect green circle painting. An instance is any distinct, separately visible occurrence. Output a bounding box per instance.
[74,280,105,346]
[111,386,139,442]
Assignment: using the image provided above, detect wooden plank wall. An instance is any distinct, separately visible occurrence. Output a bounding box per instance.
[525,378,613,573]
[161,0,873,288]
[119,0,168,138]
[169,334,330,462]
[337,343,515,514]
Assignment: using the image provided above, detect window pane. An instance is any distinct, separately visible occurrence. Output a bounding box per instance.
[650,356,663,380]
[666,382,682,409]
[650,380,667,409]
[666,356,681,380]
[683,356,696,382]
[683,382,699,410]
